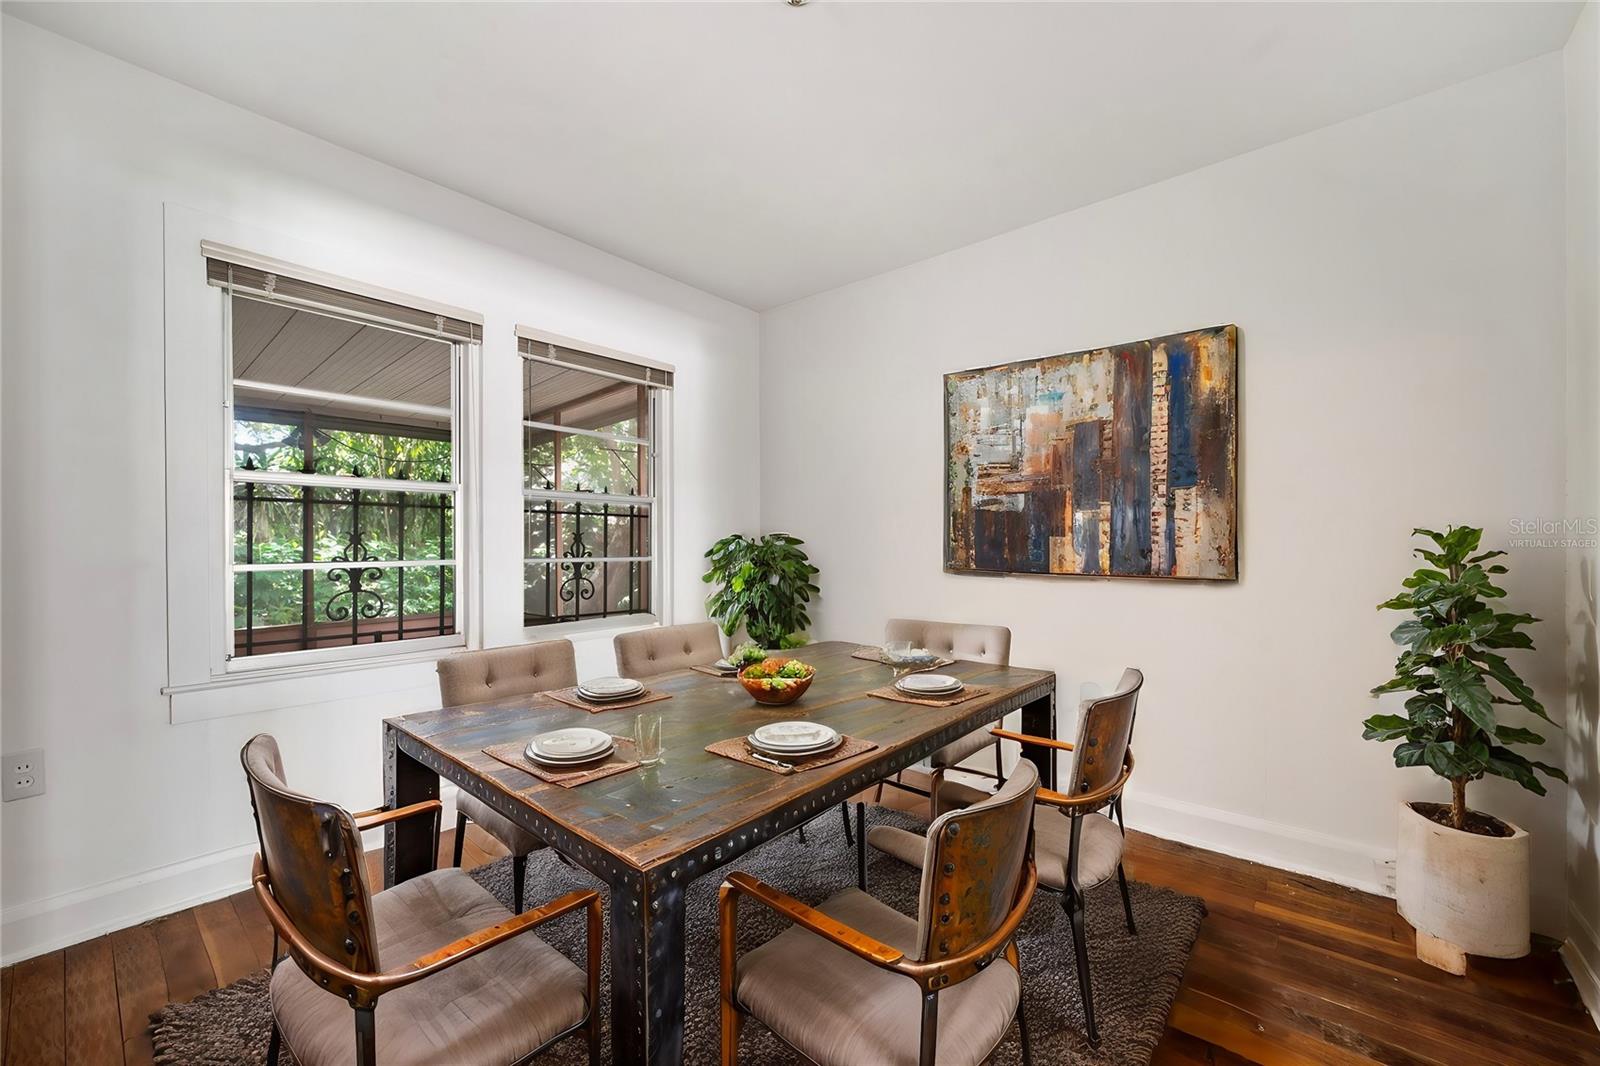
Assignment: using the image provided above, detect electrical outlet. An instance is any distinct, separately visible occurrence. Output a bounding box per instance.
[2,748,45,801]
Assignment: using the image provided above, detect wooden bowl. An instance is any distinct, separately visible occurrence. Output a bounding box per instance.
[739,659,815,706]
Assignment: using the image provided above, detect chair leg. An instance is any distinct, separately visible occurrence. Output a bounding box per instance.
[1006,940,1031,1066]
[266,1020,281,1066]
[855,802,868,891]
[918,991,939,1066]
[839,801,854,847]
[452,811,467,868]
[928,766,945,819]
[354,1005,377,1066]
[797,822,808,845]
[270,931,279,965]
[512,853,527,914]
[1064,889,1099,1048]
[873,775,891,803]
[1116,862,1138,935]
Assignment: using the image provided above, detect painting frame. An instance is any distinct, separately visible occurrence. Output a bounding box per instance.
[943,324,1239,582]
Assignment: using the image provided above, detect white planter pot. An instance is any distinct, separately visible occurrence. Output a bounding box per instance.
[1395,801,1530,973]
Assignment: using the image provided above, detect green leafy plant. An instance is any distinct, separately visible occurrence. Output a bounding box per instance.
[1364,526,1565,833]
[702,533,820,649]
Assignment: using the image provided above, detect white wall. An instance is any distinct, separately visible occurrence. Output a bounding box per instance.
[1564,0,1600,1020]
[0,18,759,962]
[762,56,1574,931]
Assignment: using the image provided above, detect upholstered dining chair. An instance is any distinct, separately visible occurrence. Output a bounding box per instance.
[612,620,723,679]
[875,618,1013,816]
[720,760,1039,1066]
[437,641,578,912]
[241,734,601,1066]
[875,668,1142,1049]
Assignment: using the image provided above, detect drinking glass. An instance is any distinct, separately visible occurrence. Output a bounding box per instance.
[634,711,663,766]
[883,640,914,662]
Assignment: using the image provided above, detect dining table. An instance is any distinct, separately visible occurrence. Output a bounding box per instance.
[382,639,1056,1065]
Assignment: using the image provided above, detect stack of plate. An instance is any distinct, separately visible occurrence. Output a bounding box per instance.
[525,727,614,767]
[746,721,842,758]
[578,676,644,702]
[895,673,964,697]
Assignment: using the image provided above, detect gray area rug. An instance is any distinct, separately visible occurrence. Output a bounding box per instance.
[152,806,1204,1064]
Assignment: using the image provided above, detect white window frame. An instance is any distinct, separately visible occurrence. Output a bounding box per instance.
[518,326,673,637]
[213,258,478,675]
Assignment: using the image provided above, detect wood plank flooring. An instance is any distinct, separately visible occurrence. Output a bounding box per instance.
[1,783,1594,1065]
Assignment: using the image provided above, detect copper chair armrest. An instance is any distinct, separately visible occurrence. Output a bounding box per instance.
[404,889,599,977]
[720,872,904,967]
[351,798,442,832]
[255,856,598,1001]
[1034,752,1135,812]
[988,728,1074,752]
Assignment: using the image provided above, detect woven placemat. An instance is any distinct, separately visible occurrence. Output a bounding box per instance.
[690,664,740,680]
[705,734,878,775]
[868,683,994,708]
[851,647,956,672]
[483,737,640,788]
[544,686,673,713]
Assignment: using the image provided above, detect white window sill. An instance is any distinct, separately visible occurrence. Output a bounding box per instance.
[519,613,663,643]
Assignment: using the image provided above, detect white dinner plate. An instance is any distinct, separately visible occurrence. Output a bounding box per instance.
[527,727,612,761]
[750,721,839,751]
[581,676,643,695]
[747,733,842,758]
[897,673,963,694]
[578,677,643,700]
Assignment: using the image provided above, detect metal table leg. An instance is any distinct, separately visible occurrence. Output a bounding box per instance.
[383,724,440,888]
[610,867,687,1064]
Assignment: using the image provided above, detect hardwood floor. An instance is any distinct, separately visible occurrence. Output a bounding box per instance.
[1,787,1594,1065]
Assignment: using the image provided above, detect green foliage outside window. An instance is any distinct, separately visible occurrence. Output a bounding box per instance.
[233,416,455,632]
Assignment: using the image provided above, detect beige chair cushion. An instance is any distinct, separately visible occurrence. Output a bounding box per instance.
[926,779,1126,892]
[271,868,586,1066]
[1034,808,1124,893]
[884,618,1011,666]
[436,641,578,707]
[455,790,543,857]
[613,622,722,679]
[734,888,1020,1066]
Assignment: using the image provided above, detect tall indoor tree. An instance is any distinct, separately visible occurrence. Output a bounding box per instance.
[702,533,820,649]
[1363,526,1565,831]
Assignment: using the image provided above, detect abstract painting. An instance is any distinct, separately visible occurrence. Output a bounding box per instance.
[945,324,1237,580]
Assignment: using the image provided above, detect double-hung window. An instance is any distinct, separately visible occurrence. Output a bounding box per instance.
[520,328,671,627]
[208,246,480,665]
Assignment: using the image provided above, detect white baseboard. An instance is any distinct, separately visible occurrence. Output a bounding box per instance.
[1,841,259,967]
[0,787,462,967]
[1563,902,1600,1030]
[1123,788,1395,898]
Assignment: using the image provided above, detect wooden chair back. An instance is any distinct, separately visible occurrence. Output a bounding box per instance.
[915,759,1038,964]
[241,735,381,985]
[1065,667,1142,798]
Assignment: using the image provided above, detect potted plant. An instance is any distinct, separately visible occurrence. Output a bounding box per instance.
[1363,526,1565,974]
[702,533,820,650]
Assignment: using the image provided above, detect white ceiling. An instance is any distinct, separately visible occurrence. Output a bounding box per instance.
[7,1,1583,309]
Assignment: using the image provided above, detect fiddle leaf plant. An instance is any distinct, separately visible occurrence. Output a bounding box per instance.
[1363,526,1565,833]
[702,533,821,649]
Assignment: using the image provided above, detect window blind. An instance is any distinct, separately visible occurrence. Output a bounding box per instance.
[204,245,482,344]
[516,333,673,389]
